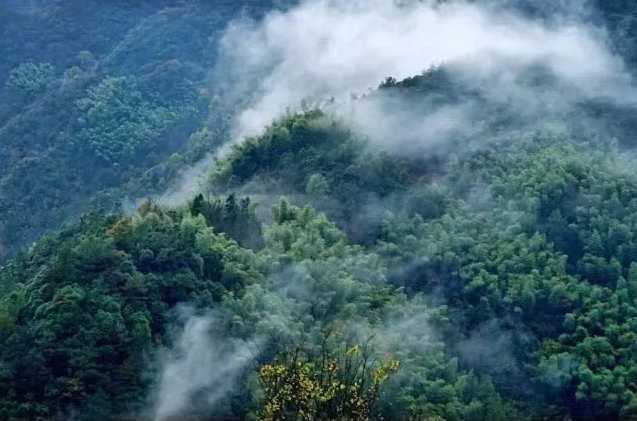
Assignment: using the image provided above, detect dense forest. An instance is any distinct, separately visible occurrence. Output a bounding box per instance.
[4,0,637,420]
[0,0,293,260]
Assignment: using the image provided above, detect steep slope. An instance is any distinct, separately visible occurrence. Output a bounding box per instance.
[5,1,637,420]
[0,0,291,261]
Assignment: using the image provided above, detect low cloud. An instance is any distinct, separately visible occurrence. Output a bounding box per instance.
[152,308,261,421]
[216,0,633,143]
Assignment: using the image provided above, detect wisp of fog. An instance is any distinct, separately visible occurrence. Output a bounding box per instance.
[217,0,632,142]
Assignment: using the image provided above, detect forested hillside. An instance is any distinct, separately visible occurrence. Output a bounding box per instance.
[4,0,637,420]
[0,0,290,260]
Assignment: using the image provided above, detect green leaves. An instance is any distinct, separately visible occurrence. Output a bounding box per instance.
[0,203,265,418]
[6,62,54,95]
[74,76,182,164]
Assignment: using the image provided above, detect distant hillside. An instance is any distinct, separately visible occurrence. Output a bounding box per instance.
[0,0,291,260]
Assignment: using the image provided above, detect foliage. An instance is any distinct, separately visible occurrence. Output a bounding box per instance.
[73,76,184,163]
[6,62,54,95]
[5,1,637,420]
[0,1,279,262]
[375,134,637,419]
[210,110,432,243]
[191,193,263,249]
[0,206,260,419]
[258,345,399,421]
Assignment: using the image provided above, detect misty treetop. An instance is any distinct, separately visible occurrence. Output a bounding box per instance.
[6,116,637,419]
[5,0,637,420]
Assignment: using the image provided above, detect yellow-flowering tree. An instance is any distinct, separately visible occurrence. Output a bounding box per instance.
[258,344,399,421]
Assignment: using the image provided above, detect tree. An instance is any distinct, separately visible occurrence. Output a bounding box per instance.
[74,76,180,164]
[306,173,330,196]
[6,62,54,95]
[258,345,399,421]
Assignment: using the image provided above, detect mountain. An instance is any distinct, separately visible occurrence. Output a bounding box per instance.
[0,0,291,260]
[3,0,637,420]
